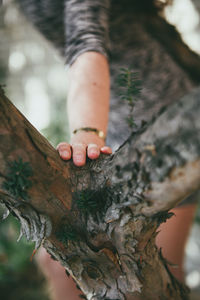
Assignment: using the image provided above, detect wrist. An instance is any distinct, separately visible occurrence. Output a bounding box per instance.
[73,127,106,140]
[70,130,105,148]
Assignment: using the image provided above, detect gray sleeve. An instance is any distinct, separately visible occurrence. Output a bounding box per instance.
[15,0,110,66]
[64,0,110,66]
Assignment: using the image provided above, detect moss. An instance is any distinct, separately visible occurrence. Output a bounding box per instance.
[152,211,174,227]
[3,157,33,200]
[74,187,113,219]
[55,224,78,245]
[75,190,99,214]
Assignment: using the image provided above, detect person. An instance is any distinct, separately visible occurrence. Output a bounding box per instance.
[14,0,198,299]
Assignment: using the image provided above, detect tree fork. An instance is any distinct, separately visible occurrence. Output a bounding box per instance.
[0,86,200,299]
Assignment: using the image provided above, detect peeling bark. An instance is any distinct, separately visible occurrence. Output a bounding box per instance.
[0,85,200,299]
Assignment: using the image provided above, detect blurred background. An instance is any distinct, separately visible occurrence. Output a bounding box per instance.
[0,0,200,299]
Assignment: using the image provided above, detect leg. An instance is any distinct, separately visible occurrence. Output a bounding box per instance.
[156,204,197,282]
[36,248,82,300]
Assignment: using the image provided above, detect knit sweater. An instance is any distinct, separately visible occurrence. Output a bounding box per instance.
[15,0,196,145]
[14,0,199,205]
[15,0,110,66]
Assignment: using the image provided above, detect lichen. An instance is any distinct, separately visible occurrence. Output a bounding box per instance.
[11,202,52,249]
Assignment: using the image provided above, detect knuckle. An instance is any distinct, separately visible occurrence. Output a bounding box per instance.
[74,151,84,156]
[56,142,69,150]
[72,143,86,149]
[88,143,98,148]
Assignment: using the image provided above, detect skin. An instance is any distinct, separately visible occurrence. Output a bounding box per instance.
[57,52,112,166]
[156,204,197,282]
[38,51,197,299]
[42,51,112,299]
[37,204,196,300]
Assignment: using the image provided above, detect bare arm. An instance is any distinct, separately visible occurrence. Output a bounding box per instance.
[57,51,112,166]
[57,0,111,166]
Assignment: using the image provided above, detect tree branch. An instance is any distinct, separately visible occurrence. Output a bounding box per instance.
[111,86,200,215]
[0,86,200,299]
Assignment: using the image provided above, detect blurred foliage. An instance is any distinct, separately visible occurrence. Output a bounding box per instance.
[41,95,70,147]
[0,205,32,279]
[0,2,68,297]
[0,204,49,299]
[0,0,200,298]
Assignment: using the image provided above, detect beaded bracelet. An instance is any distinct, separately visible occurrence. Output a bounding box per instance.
[73,127,106,140]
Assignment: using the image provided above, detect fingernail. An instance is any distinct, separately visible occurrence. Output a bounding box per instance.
[90,150,98,155]
[89,153,99,160]
[101,147,112,154]
[75,154,84,162]
[61,151,70,158]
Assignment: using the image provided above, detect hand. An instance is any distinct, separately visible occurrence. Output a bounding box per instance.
[56,131,112,167]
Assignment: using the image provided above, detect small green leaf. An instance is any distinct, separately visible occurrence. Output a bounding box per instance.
[117,68,141,129]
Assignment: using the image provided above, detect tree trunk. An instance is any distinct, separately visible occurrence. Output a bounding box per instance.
[0,85,200,299]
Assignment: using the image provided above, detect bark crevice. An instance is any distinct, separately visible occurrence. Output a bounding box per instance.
[0,86,200,299]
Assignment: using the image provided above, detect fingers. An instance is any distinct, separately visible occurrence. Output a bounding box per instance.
[87,144,100,160]
[72,143,101,166]
[100,146,112,154]
[57,142,72,160]
[72,143,87,167]
[86,144,112,160]
[57,142,112,167]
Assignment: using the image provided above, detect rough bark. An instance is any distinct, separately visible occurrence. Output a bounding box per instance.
[0,85,200,300]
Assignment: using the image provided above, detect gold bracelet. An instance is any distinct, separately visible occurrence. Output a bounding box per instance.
[73,127,106,140]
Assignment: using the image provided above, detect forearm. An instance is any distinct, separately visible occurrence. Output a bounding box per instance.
[67,52,110,138]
